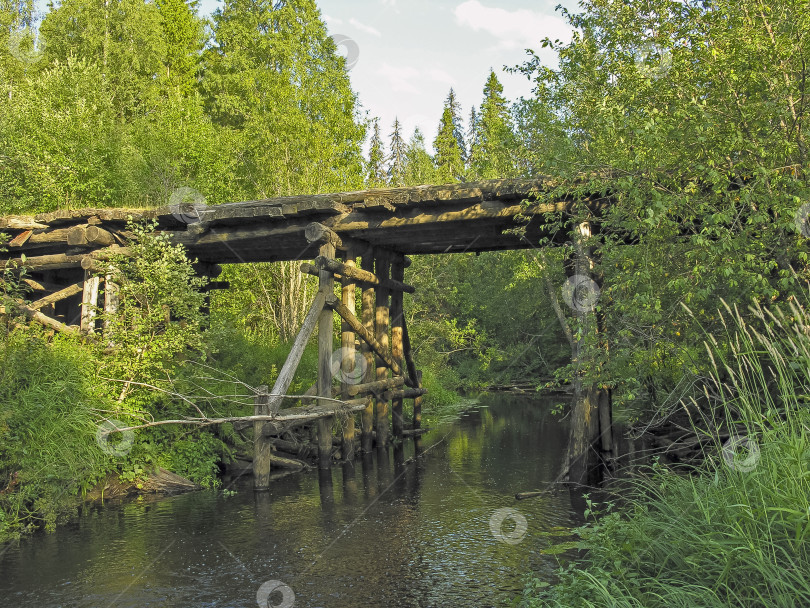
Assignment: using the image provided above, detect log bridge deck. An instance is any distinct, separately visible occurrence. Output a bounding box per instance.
[0,178,602,489]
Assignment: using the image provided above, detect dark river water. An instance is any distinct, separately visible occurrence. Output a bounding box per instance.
[0,394,582,607]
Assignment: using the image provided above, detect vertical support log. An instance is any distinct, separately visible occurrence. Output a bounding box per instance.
[374,251,391,448]
[317,241,336,470]
[390,255,405,439]
[340,247,357,461]
[103,272,119,332]
[566,220,603,486]
[360,251,376,452]
[402,317,423,430]
[413,370,423,430]
[253,385,271,491]
[80,271,100,334]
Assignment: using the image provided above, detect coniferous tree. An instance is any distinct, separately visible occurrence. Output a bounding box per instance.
[469,70,516,179]
[445,87,467,162]
[403,127,436,186]
[466,105,480,176]
[433,101,465,183]
[388,117,407,187]
[156,0,204,97]
[367,118,387,187]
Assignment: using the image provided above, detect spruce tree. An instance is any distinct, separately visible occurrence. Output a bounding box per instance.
[156,0,204,97]
[466,106,480,176]
[433,101,465,183]
[388,117,407,187]
[469,70,516,179]
[367,118,387,187]
[403,127,436,186]
[445,87,467,162]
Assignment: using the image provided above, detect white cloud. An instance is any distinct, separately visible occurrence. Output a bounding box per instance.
[349,17,382,37]
[454,0,571,50]
[322,13,343,26]
[376,63,456,95]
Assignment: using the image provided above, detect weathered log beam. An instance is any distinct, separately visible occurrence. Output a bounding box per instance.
[263,291,326,416]
[3,299,83,337]
[324,293,401,376]
[2,252,87,271]
[29,282,83,310]
[0,216,48,230]
[345,376,404,397]
[312,256,415,293]
[382,388,428,401]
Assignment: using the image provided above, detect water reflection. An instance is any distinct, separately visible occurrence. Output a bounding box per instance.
[0,394,580,607]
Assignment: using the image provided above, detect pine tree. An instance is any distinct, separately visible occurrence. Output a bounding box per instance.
[388,117,407,187]
[469,70,516,179]
[433,100,465,183]
[403,127,436,186]
[367,118,387,187]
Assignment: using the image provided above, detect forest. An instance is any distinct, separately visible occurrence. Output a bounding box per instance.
[1,0,809,606]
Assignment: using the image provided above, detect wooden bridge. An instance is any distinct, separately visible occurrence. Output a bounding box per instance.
[0,178,610,488]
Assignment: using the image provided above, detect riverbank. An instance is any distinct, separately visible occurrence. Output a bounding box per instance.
[522,302,810,608]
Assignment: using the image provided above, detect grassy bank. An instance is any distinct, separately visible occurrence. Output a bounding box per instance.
[522,301,810,608]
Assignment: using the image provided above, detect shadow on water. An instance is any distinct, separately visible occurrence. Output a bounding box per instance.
[0,393,585,607]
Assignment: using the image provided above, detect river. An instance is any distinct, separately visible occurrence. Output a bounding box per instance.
[0,393,582,607]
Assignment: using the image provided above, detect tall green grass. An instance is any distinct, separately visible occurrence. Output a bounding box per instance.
[522,300,810,608]
[0,329,111,540]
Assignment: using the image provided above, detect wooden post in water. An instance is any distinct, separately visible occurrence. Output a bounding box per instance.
[566,220,604,486]
[390,255,405,439]
[374,251,391,448]
[253,385,271,491]
[360,251,376,452]
[340,247,357,461]
[317,241,336,469]
[403,317,423,429]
